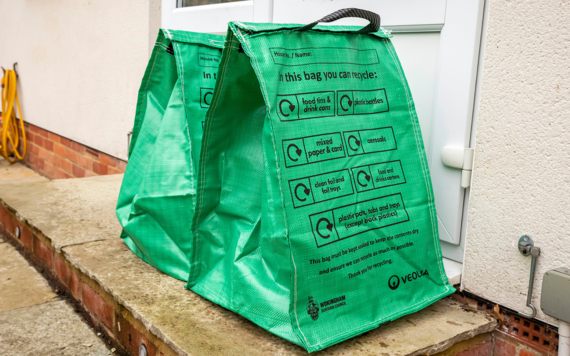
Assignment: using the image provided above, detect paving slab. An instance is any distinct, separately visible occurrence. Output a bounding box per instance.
[0,157,47,184]
[64,238,497,356]
[0,240,57,312]
[0,174,123,251]
[0,299,111,356]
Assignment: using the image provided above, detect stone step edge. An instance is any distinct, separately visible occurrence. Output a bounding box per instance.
[0,202,177,356]
[1,199,501,356]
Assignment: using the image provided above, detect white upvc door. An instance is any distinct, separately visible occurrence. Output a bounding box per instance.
[271,0,485,265]
[162,0,274,34]
[161,0,487,265]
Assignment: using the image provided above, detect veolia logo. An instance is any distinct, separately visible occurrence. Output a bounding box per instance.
[388,269,430,291]
[388,275,400,290]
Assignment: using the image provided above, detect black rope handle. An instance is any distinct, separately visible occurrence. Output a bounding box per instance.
[296,8,381,34]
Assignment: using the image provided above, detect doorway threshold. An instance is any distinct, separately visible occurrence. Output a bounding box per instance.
[443,257,463,285]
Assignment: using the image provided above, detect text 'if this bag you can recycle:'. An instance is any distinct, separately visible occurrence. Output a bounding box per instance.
[189,9,454,352]
[116,29,224,281]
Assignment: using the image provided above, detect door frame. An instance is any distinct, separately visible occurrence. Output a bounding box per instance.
[162,0,273,34]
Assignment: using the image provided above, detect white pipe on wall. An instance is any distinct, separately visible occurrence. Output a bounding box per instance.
[559,321,570,356]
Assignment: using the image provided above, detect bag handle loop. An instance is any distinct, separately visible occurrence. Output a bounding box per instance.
[296,8,381,34]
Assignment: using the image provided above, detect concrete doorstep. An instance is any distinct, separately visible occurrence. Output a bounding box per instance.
[0,164,497,356]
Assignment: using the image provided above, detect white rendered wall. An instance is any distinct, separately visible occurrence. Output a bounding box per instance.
[462,0,570,325]
[0,0,161,160]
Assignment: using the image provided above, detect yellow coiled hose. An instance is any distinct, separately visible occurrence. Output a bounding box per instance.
[1,68,27,163]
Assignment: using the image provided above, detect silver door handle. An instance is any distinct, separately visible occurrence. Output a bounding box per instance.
[518,235,540,319]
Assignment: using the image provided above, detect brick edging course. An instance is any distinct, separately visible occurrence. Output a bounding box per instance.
[20,121,127,179]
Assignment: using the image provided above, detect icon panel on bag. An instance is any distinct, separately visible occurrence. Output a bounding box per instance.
[337,89,388,117]
[310,211,339,248]
[200,88,214,108]
[343,127,397,157]
[351,160,406,193]
[308,193,409,248]
[282,133,346,168]
[289,169,354,208]
[276,91,335,122]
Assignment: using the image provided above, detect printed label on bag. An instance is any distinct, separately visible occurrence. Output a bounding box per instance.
[198,53,221,67]
[276,91,335,121]
[351,160,406,193]
[289,169,354,208]
[270,47,379,67]
[309,193,409,248]
[337,89,388,116]
[283,133,346,168]
[200,88,213,108]
[343,127,397,157]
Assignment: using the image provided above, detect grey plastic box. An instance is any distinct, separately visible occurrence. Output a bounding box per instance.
[541,267,570,323]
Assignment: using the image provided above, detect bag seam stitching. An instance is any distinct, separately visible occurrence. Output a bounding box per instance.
[191,31,236,282]
[233,25,303,346]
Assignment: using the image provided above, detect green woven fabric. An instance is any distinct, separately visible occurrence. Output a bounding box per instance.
[189,21,454,352]
[116,30,224,281]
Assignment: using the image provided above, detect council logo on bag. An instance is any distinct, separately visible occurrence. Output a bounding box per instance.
[306,296,320,321]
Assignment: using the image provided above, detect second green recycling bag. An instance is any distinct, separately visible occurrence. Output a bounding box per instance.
[116,30,224,281]
[190,9,454,352]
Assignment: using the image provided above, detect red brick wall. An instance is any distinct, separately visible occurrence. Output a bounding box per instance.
[453,292,559,356]
[22,122,126,179]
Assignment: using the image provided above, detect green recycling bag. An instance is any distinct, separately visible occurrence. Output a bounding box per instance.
[116,29,224,281]
[189,9,454,351]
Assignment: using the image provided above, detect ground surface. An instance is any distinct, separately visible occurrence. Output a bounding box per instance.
[0,238,111,355]
[0,158,112,355]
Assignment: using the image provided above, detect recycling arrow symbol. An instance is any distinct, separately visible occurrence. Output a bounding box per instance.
[357,170,371,187]
[287,143,303,162]
[279,99,296,117]
[294,183,311,202]
[203,91,213,106]
[340,94,353,112]
[348,135,361,151]
[316,217,333,239]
